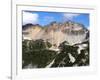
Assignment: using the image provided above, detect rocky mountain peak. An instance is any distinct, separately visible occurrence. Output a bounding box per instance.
[22,21,89,46]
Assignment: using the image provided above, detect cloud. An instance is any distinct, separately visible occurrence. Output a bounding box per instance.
[43,16,55,23]
[43,16,54,21]
[23,11,39,25]
[87,27,90,30]
[63,13,80,20]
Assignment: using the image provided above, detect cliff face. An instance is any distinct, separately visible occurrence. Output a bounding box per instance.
[22,21,89,47]
[22,21,89,68]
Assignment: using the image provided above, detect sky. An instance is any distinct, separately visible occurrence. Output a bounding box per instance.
[22,11,89,29]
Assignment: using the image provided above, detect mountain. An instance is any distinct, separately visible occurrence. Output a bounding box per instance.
[22,39,89,68]
[22,21,89,68]
[22,21,89,48]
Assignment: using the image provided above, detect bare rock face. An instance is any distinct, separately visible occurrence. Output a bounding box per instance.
[22,22,89,68]
[22,21,89,47]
